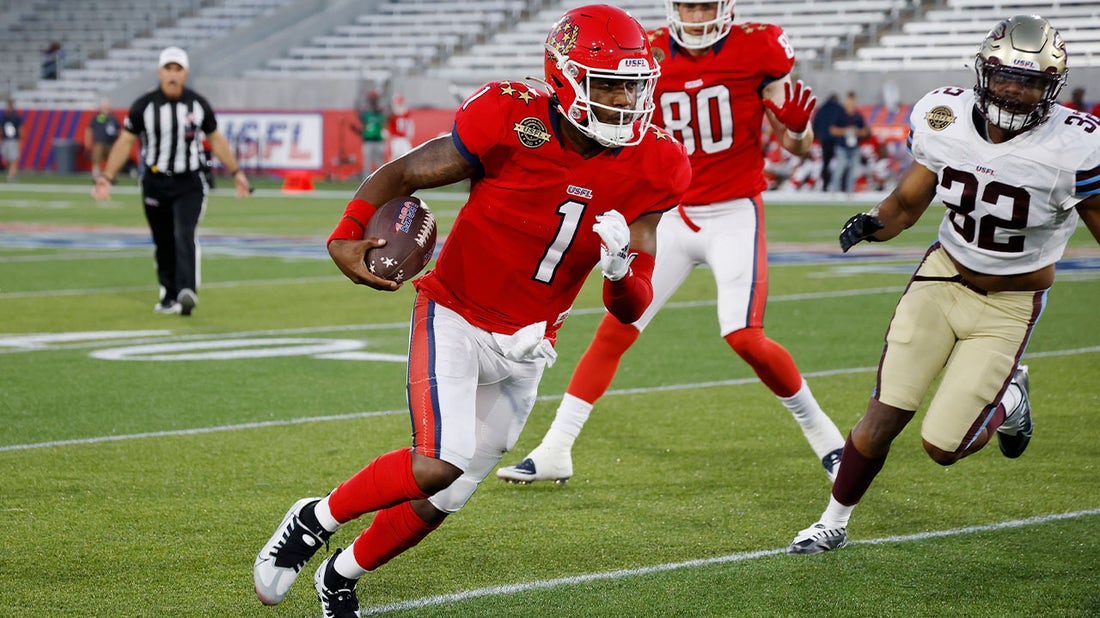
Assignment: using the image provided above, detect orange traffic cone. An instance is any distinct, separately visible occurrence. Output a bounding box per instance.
[281,170,315,193]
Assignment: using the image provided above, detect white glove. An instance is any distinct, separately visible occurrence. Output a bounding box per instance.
[593,210,635,281]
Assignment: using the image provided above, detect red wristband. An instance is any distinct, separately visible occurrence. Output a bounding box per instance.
[326,199,377,245]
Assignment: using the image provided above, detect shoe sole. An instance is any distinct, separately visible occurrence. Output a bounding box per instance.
[178,289,197,316]
[497,475,570,485]
[787,538,848,555]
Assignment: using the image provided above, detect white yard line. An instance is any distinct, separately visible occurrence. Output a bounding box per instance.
[2,345,1096,453]
[359,508,1100,615]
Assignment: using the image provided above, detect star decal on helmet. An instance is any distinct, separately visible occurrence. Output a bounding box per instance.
[547,17,580,60]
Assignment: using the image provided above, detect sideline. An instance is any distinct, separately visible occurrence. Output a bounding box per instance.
[1,344,1096,452]
[360,508,1100,615]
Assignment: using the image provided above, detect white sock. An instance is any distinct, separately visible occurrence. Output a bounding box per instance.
[778,379,845,459]
[541,393,594,452]
[999,384,1023,426]
[313,495,341,533]
[334,545,368,579]
[821,495,855,528]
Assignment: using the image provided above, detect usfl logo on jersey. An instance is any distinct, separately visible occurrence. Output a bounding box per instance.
[925,106,956,131]
[513,117,551,148]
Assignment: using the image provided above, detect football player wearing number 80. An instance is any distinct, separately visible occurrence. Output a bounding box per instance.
[788,15,1100,555]
[499,0,847,486]
[252,5,690,616]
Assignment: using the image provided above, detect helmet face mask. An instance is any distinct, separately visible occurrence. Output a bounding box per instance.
[665,0,735,50]
[974,15,1068,134]
[544,4,660,147]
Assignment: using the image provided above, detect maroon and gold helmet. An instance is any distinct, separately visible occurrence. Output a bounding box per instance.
[974,15,1068,133]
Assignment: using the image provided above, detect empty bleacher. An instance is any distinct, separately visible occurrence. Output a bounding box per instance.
[426,0,912,94]
[9,0,294,109]
[4,0,1098,112]
[835,0,1100,72]
[243,0,534,86]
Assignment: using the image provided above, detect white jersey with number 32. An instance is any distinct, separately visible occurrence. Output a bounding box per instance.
[909,87,1100,275]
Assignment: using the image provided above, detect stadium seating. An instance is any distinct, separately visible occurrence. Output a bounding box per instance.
[9,0,293,109]
[4,0,1097,111]
[242,0,532,84]
[426,0,911,95]
[835,0,1100,72]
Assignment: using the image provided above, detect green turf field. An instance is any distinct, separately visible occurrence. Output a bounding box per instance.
[2,177,1097,617]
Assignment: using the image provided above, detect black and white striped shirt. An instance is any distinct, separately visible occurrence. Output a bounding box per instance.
[124,87,217,175]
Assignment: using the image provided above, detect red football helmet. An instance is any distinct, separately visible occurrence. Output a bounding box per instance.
[544,4,660,147]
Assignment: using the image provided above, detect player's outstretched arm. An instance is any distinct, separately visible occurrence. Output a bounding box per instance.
[763,78,816,157]
[328,135,474,291]
[839,162,937,252]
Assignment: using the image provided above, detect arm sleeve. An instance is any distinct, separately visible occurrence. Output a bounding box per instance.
[198,95,218,134]
[602,250,655,324]
[124,98,144,135]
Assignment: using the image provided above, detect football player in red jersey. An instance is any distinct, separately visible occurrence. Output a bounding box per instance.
[498,0,846,485]
[253,6,689,615]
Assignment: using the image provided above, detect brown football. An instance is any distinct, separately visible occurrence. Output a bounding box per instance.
[363,196,437,283]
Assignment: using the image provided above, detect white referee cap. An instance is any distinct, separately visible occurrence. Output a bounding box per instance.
[159,46,189,70]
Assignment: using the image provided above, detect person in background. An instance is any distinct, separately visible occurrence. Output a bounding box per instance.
[1063,87,1085,112]
[41,41,63,80]
[84,97,121,180]
[252,6,690,616]
[827,91,871,192]
[353,89,385,177]
[385,93,414,161]
[0,99,24,182]
[788,15,1100,555]
[812,93,844,191]
[91,46,251,316]
[497,0,845,486]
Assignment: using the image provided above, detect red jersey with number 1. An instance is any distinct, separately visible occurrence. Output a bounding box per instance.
[648,24,794,204]
[413,81,691,339]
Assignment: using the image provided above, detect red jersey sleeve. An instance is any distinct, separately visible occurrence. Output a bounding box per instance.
[750,23,796,80]
[452,82,511,164]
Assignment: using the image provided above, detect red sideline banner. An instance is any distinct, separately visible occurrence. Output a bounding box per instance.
[11,105,901,178]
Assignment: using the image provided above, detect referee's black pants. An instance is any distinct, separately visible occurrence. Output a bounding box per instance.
[142,172,206,303]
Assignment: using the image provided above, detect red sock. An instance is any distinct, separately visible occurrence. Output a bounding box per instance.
[327,447,429,523]
[566,313,640,403]
[351,501,441,571]
[831,435,887,506]
[723,327,802,397]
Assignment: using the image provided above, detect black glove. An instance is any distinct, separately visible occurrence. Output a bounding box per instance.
[838,213,884,252]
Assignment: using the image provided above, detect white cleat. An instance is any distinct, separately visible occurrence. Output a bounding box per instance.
[496,446,573,484]
[254,497,330,605]
[787,522,848,555]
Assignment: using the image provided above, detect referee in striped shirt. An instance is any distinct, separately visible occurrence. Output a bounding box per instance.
[92,46,251,316]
